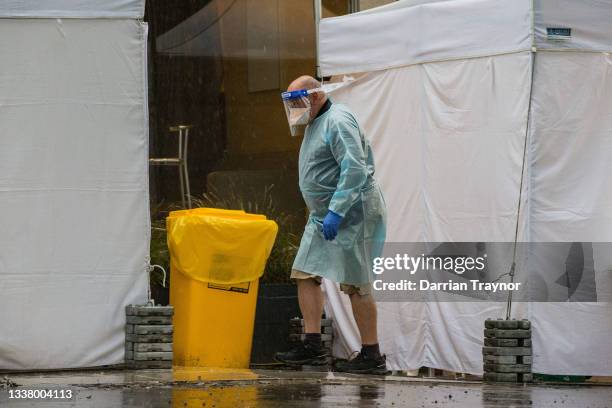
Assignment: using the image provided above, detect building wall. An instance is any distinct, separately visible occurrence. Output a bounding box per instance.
[360,0,396,10]
[217,0,348,171]
[216,0,310,169]
[146,0,227,203]
[146,0,352,205]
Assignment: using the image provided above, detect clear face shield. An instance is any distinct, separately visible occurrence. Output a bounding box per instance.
[281,77,355,136]
[281,89,315,137]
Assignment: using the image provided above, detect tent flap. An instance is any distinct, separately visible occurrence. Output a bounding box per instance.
[0,18,149,370]
[319,0,532,76]
[535,0,612,51]
[320,0,612,376]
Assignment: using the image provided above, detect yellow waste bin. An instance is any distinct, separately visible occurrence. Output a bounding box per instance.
[167,208,278,368]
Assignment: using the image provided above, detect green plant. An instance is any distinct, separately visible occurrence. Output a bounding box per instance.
[149,185,301,285]
[148,200,173,288]
[261,222,300,284]
[149,217,169,287]
[192,185,300,284]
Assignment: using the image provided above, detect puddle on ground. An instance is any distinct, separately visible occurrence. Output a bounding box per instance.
[2,380,612,407]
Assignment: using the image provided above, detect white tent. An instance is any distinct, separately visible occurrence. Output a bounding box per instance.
[0,0,149,369]
[320,0,612,375]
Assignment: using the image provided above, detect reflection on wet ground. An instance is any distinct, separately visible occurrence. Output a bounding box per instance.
[1,368,611,407]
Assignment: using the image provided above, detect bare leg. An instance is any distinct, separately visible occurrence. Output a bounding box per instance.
[297,278,324,333]
[349,293,378,344]
[275,277,327,365]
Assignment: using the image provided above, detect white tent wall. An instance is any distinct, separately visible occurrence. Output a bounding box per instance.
[319,0,612,375]
[324,52,532,244]
[526,50,612,375]
[0,0,145,18]
[323,51,532,374]
[0,2,149,369]
[534,0,612,52]
[319,0,532,76]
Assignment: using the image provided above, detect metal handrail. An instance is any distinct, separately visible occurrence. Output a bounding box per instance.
[149,125,193,208]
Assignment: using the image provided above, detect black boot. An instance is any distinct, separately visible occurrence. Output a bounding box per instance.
[334,352,389,375]
[275,341,329,366]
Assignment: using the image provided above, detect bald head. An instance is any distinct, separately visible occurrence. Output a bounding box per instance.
[287,75,327,121]
[288,75,320,92]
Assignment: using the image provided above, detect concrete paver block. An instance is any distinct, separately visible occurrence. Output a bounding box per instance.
[126,305,174,316]
[289,333,332,342]
[133,351,173,361]
[485,319,530,330]
[133,325,173,335]
[484,338,519,347]
[290,318,332,327]
[126,334,174,343]
[126,315,173,325]
[484,355,518,364]
[484,329,531,339]
[289,326,333,335]
[483,346,532,356]
[483,355,532,364]
[134,343,173,352]
[484,363,532,373]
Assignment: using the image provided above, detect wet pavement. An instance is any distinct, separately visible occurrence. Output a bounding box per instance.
[1,368,611,407]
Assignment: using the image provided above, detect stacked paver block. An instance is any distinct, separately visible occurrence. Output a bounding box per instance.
[125,304,174,369]
[289,318,333,357]
[483,318,532,382]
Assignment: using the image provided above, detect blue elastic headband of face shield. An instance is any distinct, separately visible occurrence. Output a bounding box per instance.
[281,89,310,101]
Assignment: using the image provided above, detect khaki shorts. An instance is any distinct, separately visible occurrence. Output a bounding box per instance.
[290,269,372,296]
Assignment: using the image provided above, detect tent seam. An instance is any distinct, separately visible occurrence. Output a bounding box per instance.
[321,48,533,77]
[141,21,152,303]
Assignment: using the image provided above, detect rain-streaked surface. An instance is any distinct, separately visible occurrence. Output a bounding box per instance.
[2,368,611,407]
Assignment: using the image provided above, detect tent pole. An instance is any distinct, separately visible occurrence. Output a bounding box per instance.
[506,0,537,320]
[314,0,322,78]
[505,49,537,320]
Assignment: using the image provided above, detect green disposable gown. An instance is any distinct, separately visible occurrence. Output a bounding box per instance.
[292,102,387,285]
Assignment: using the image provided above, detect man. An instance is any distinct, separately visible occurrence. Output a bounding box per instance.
[275,75,388,375]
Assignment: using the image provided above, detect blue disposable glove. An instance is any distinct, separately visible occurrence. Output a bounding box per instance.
[322,210,343,241]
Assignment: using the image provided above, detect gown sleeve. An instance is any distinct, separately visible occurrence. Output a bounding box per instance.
[327,111,368,217]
